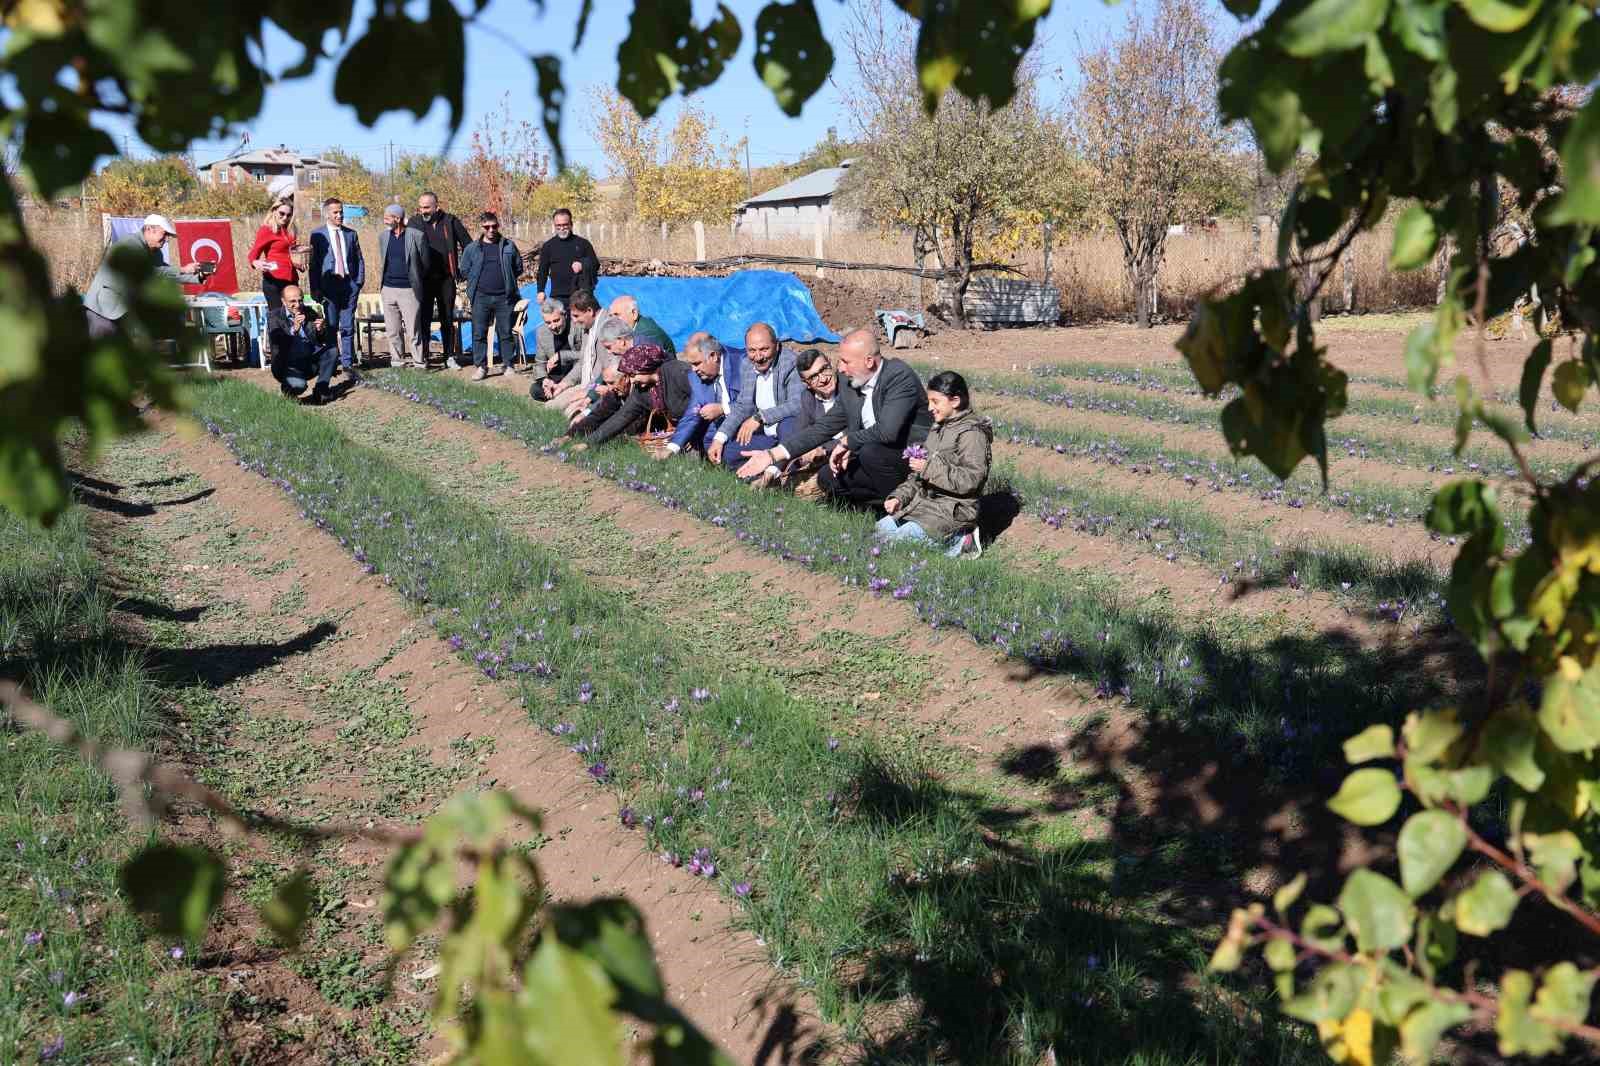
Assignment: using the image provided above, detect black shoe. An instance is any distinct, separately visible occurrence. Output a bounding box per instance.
[307,384,331,406]
[346,367,363,384]
[280,384,299,399]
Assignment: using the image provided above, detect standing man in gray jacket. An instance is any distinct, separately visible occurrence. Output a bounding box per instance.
[83,214,200,339]
[378,203,429,367]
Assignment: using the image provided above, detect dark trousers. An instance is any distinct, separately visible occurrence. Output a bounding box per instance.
[720,416,796,471]
[318,276,358,368]
[271,340,337,396]
[471,294,515,369]
[421,274,458,360]
[262,273,293,310]
[818,441,910,510]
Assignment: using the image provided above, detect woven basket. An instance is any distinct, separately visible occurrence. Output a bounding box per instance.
[636,409,677,460]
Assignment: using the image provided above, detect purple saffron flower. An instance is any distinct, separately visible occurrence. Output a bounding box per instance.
[690,788,705,802]
[734,881,752,898]
[40,1036,64,1061]
[63,991,81,1009]
[542,580,555,591]
[24,930,42,947]
[691,688,711,702]
[448,634,464,650]
[169,946,184,960]
[902,444,928,461]
[663,698,680,713]
[662,851,681,867]
[701,862,718,879]
[588,762,608,780]
[827,737,840,751]
[619,807,637,828]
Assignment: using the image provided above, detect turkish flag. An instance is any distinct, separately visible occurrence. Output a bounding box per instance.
[175,219,239,296]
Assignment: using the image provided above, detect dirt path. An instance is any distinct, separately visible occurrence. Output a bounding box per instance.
[110,414,825,1063]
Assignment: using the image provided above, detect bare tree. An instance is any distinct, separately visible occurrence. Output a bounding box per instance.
[1067,0,1234,327]
[838,0,1066,327]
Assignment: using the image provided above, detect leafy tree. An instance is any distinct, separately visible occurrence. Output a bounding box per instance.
[182,180,272,220]
[1066,0,1237,328]
[461,93,549,221]
[87,154,198,215]
[589,90,745,226]
[1187,0,1600,1060]
[317,148,381,213]
[525,164,598,223]
[840,0,1064,326]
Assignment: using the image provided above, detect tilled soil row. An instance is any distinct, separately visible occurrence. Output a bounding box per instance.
[135,414,821,1063]
[327,376,1455,897]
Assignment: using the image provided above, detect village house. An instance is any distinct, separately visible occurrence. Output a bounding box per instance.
[735,160,859,239]
[197,144,340,190]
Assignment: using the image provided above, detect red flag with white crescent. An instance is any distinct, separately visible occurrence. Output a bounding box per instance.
[175,218,238,296]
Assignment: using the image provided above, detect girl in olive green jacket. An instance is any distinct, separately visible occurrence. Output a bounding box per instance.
[877,370,992,558]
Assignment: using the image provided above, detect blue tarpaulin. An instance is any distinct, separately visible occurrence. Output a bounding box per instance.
[515,269,839,351]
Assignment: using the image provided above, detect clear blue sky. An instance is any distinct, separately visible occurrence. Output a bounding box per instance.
[96,0,1211,176]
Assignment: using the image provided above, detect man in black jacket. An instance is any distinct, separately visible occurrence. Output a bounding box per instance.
[268,284,338,405]
[409,190,471,368]
[737,328,931,509]
[535,208,599,307]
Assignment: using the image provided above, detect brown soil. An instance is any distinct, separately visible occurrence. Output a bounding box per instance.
[111,416,826,1064]
[803,276,903,336]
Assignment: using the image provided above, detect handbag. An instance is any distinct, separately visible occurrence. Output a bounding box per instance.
[636,408,676,459]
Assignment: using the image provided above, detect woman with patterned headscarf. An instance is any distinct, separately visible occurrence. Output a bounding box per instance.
[567,341,699,450]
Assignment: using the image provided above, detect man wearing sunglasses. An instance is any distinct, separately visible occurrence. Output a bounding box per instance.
[459,211,523,381]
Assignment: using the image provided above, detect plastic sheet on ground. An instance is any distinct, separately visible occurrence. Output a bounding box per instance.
[517,269,841,351]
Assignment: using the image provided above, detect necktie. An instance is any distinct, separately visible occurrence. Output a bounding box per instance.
[332,226,346,277]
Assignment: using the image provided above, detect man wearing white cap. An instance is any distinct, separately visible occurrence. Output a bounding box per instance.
[83,214,201,339]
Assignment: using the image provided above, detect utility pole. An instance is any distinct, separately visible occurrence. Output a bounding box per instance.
[743,116,752,199]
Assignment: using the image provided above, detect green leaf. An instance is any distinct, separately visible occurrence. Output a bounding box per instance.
[332,0,465,132]
[1539,658,1600,753]
[1427,481,1501,537]
[1328,767,1402,826]
[258,871,312,950]
[1460,0,1541,33]
[1415,910,1457,979]
[1398,810,1468,897]
[1525,830,1583,895]
[753,0,833,118]
[1400,1000,1472,1063]
[1275,871,1309,915]
[1534,960,1596,1028]
[1264,936,1297,972]
[1481,711,1546,791]
[1390,0,1447,60]
[1403,300,1461,395]
[547,899,665,1012]
[1302,903,1346,951]
[531,55,567,173]
[1338,868,1415,953]
[1343,724,1395,764]
[120,844,226,945]
[1283,961,1363,1022]
[1280,0,1391,57]
[20,105,118,200]
[1389,204,1438,271]
[1520,339,1553,434]
[617,1,742,118]
[908,0,1048,113]
[1550,94,1600,224]
[1498,969,1565,1056]
[1452,375,1474,456]
[1552,359,1590,413]
[519,938,628,1066]
[1404,708,1464,764]
[1454,870,1518,936]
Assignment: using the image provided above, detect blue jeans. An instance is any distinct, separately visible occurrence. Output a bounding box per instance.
[874,515,966,557]
[721,416,796,471]
[319,276,358,368]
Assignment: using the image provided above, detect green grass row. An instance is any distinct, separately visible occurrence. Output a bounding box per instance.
[372,370,1455,774]
[956,356,1596,448]
[188,376,1320,1065]
[1,492,225,1063]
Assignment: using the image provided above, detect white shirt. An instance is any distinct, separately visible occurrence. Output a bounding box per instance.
[754,370,779,435]
[715,371,731,410]
[859,367,882,430]
[328,224,346,276]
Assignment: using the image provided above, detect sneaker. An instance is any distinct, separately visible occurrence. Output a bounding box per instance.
[447,356,461,370]
[471,367,487,381]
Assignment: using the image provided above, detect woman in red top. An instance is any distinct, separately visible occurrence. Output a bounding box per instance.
[247,201,298,309]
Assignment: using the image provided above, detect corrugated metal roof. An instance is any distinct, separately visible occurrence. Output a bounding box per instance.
[741,161,853,207]
[198,146,337,171]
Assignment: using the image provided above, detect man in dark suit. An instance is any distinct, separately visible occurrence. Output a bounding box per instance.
[737,328,931,509]
[668,333,746,456]
[308,197,365,377]
[268,284,338,405]
[781,348,843,496]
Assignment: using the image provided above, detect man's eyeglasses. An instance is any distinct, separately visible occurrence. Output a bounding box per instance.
[482,223,499,231]
[800,366,834,384]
